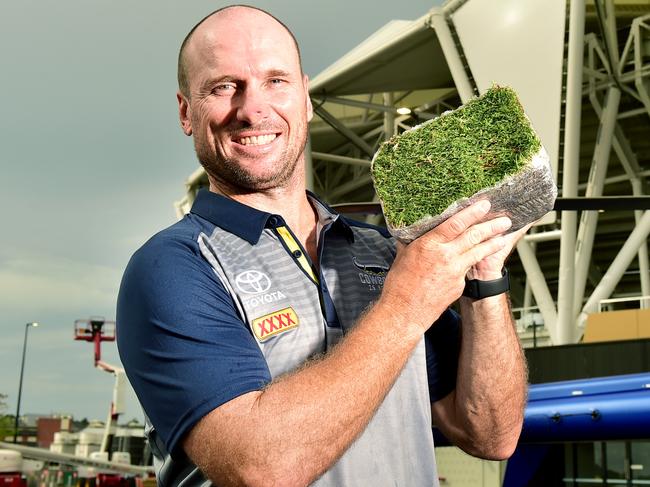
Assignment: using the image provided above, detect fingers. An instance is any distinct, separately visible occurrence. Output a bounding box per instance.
[416,204,512,275]
[460,216,512,251]
[432,200,492,243]
[422,208,511,255]
[464,234,508,270]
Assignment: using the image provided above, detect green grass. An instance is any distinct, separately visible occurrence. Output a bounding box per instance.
[372,86,541,228]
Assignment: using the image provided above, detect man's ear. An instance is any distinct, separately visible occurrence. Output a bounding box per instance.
[303,74,313,123]
[177,91,193,136]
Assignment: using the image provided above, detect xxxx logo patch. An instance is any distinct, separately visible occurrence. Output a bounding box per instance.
[252,307,299,342]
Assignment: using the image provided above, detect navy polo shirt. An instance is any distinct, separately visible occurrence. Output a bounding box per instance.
[117,189,460,484]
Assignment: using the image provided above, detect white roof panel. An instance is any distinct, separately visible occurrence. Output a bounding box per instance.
[309,13,454,96]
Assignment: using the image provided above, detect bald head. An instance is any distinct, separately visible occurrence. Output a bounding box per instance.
[177,5,303,98]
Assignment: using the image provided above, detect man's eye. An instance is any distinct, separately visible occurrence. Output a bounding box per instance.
[269,78,285,85]
[213,83,236,94]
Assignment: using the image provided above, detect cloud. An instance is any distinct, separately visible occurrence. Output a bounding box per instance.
[0,250,122,314]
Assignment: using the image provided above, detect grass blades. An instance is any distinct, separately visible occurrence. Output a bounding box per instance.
[372,86,541,228]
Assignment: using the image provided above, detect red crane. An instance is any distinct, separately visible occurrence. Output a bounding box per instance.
[74,317,126,454]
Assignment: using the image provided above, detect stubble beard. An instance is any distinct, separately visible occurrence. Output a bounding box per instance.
[194,130,306,194]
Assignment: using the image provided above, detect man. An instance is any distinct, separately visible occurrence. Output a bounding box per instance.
[117,5,527,486]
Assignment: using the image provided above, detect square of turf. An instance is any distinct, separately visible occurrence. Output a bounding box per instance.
[372,86,542,230]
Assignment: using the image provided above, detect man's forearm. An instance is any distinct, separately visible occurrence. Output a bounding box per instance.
[185,299,424,487]
[453,293,527,459]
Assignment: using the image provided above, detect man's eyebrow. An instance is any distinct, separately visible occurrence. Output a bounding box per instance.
[266,69,292,79]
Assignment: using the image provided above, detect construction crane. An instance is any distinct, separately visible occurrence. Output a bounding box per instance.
[74,317,126,455]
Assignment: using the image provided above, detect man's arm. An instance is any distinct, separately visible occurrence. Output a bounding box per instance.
[431,227,529,460]
[183,201,512,487]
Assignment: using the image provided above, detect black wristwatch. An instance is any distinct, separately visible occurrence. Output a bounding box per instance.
[462,268,510,299]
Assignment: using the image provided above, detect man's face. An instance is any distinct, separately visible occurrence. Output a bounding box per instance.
[180,9,313,192]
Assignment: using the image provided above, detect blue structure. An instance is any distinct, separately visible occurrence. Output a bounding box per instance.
[503,373,650,486]
[520,372,650,442]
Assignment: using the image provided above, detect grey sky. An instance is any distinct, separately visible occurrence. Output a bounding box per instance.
[1,0,441,423]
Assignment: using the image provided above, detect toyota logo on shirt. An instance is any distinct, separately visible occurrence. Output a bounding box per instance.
[235,270,272,294]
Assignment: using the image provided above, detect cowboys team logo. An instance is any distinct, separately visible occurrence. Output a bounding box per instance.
[352,256,389,290]
[235,270,272,294]
[352,256,389,276]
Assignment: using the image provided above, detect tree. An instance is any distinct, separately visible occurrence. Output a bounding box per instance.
[0,393,15,441]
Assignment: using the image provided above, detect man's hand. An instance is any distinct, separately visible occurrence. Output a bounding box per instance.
[467,221,533,280]
[381,200,512,332]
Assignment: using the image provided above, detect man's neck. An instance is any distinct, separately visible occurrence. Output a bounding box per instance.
[208,176,319,263]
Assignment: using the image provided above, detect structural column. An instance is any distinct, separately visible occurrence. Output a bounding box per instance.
[556,0,586,344]
[428,10,474,103]
[574,87,621,314]
[517,240,558,343]
[632,179,650,307]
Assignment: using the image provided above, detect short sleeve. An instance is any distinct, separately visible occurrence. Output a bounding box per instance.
[116,227,271,457]
[424,308,461,403]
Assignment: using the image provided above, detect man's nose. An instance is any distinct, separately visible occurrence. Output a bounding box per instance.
[235,85,269,125]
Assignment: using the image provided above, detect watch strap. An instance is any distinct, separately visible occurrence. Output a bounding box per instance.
[463,268,509,299]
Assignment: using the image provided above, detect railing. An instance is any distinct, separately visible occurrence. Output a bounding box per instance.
[598,295,650,312]
[512,306,551,348]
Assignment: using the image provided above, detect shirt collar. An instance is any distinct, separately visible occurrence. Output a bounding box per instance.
[190,188,353,245]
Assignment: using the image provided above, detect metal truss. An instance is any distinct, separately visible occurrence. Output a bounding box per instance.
[310,89,460,206]
[305,0,650,346]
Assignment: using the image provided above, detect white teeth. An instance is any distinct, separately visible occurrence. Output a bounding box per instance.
[238,134,277,146]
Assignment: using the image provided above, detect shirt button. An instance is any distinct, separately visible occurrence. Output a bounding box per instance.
[293,250,302,258]
[268,216,279,226]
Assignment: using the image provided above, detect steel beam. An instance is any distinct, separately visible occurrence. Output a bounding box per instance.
[311,95,405,115]
[631,17,650,122]
[329,174,373,200]
[612,125,642,176]
[428,11,474,103]
[601,0,620,68]
[524,230,562,243]
[583,82,649,303]
[557,0,586,344]
[585,65,650,94]
[574,87,621,315]
[313,105,375,157]
[516,240,558,344]
[311,151,370,167]
[362,93,397,226]
[523,278,533,311]
[579,210,650,324]
[632,179,650,307]
[383,92,395,140]
[617,107,648,119]
[522,230,538,314]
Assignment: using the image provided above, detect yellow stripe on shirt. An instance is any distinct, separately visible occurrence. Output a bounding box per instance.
[276,226,319,284]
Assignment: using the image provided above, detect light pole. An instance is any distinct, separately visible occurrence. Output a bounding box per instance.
[13,322,39,444]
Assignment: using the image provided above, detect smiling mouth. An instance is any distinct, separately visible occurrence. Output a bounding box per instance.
[237,134,278,146]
